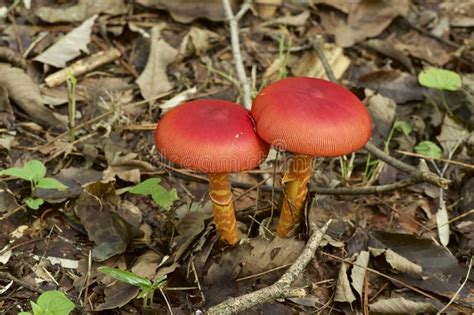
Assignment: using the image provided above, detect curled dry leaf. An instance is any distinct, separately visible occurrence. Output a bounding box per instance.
[36,0,127,23]
[0,47,26,69]
[334,262,357,303]
[369,297,439,313]
[364,39,414,74]
[0,63,65,128]
[365,91,396,142]
[436,115,469,154]
[136,0,241,23]
[358,70,426,104]
[177,26,220,60]
[389,31,451,66]
[136,26,177,104]
[350,251,369,298]
[369,247,423,277]
[0,85,14,128]
[441,0,474,27]
[319,0,409,47]
[34,15,97,68]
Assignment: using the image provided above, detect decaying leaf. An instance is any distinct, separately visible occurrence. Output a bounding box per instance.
[369,231,474,307]
[369,297,439,313]
[364,39,414,74]
[369,247,423,277]
[441,0,474,27]
[365,91,396,142]
[293,43,350,80]
[334,262,357,303]
[178,26,220,60]
[0,63,65,128]
[34,15,97,68]
[350,251,369,298]
[95,282,139,311]
[319,0,409,47]
[389,31,451,66]
[258,11,310,27]
[36,0,127,23]
[436,115,469,154]
[0,47,26,69]
[240,237,305,277]
[75,181,141,261]
[358,70,426,104]
[0,84,14,128]
[136,26,177,104]
[136,0,241,23]
[314,0,352,14]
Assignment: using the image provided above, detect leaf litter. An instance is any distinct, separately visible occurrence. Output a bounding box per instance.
[0,0,473,313]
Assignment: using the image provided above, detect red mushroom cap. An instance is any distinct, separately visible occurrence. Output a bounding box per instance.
[155,99,269,173]
[251,77,372,157]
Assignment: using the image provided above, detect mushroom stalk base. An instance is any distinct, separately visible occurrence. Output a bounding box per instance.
[208,173,239,245]
[277,154,314,237]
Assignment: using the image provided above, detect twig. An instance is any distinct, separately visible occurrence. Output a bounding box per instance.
[312,36,337,83]
[222,0,252,110]
[396,149,474,170]
[207,220,331,314]
[364,142,450,189]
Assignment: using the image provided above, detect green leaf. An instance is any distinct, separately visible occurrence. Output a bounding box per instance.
[129,178,178,210]
[0,167,33,181]
[129,178,162,195]
[31,302,44,315]
[418,68,462,91]
[25,197,44,210]
[151,188,178,210]
[98,266,152,289]
[23,160,47,183]
[36,177,68,190]
[414,141,442,159]
[394,121,412,136]
[18,312,32,315]
[34,290,75,315]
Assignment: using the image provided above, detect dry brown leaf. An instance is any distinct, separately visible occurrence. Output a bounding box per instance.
[314,0,353,14]
[436,115,469,154]
[0,63,64,128]
[334,262,357,303]
[34,15,97,68]
[369,297,439,313]
[441,0,474,27]
[259,10,310,27]
[389,31,451,66]
[255,0,283,19]
[136,0,241,23]
[178,26,220,60]
[320,0,409,47]
[0,85,14,128]
[36,0,126,23]
[136,26,177,104]
[292,43,350,80]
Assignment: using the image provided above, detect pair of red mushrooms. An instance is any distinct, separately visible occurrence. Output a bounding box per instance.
[155,77,372,245]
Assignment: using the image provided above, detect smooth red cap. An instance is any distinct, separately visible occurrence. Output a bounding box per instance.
[155,99,269,173]
[251,77,372,157]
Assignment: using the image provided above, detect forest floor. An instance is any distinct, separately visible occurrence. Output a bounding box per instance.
[0,0,473,314]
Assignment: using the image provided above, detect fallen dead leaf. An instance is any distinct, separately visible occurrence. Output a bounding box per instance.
[364,39,414,74]
[178,26,220,60]
[441,0,474,27]
[334,261,356,303]
[389,31,451,66]
[0,85,14,128]
[36,0,127,23]
[0,63,65,128]
[319,0,409,47]
[436,114,469,154]
[350,251,369,298]
[136,26,177,105]
[358,70,426,104]
[369,297,439,313]
[365,91,396,142]
[34,15,97,68]
[136,0,241,23]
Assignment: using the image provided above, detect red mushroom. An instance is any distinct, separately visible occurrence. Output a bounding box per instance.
[251,77,372,237]
[155,99,269,245]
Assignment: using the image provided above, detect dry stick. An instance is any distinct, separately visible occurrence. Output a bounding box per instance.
[222,0,252,110]
[45,48,121,87]
[207,220,331,314]
[311,39,450,190]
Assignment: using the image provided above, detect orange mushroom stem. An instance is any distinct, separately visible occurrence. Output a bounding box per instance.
[208,173,239,245]
[277,154,313,237]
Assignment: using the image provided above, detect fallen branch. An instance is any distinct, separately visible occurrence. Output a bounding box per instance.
[222,0,252,110]
[45,48,121,87]
[311,39,450,189]
[207,220,331,314]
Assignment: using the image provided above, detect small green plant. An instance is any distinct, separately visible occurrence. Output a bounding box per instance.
[128,178,178,210]
[66,68,77,143]
[19,290,75,315]
[418,67,462,91]
[414,140,443,159]
[418,67,462,115]
[98,266,167,307]
[363,120,413,183]
[0,160,67,209]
